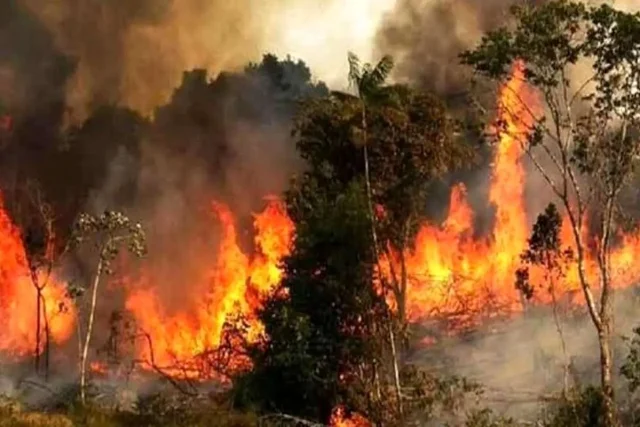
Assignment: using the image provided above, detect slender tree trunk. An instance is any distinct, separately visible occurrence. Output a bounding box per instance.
[598,325,615,427]
[360,101,403,417]
[41,294,51,381]
[565,204,616,425]
[597,193,617,427]
[35,286,42,375]
[388,319,403,418]
[598,261,615,426]
[80,258,103,405]
[361,109,380,256]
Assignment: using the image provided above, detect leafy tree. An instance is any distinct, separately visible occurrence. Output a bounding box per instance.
[461,2,640,424]
[516,203,574,394]
[295,55,473,325]
[234,182,393,424]
[69,211,146,404]
[289,56,472,420]
[152,53,328,165]
[543,386,606,427]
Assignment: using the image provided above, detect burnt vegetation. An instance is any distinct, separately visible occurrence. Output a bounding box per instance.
[2,1,640,426]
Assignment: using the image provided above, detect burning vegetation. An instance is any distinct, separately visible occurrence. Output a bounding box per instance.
[1,1,640,426]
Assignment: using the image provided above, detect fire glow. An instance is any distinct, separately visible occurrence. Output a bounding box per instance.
[1,63,640,379]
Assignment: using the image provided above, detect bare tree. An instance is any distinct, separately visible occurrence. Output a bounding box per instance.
[461,2,640,425]
[70,211,146,404]
[14,180,68,379]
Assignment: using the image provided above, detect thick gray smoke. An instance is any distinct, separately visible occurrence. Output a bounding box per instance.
[376,0,638,95]
[18,0,272,122]
[375,0,520,96]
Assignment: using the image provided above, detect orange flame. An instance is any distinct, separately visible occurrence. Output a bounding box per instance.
[399,61,640,326]
[125,197,293,377]
[329,406,371,427]
[0,194,75,358]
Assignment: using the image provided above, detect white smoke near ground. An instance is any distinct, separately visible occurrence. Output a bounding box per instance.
[411,290,640,421]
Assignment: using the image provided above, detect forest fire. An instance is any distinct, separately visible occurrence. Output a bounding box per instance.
[1,62,640,381]
[399,62,640,326]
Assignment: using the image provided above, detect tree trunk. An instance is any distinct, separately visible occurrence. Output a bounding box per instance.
[80,258,103,405]
[388,320,403,418]
[360,101,404,417]
[598,325,615,427]
[42,294,51,381]
[597,193,617,427]
[35,286,42,375]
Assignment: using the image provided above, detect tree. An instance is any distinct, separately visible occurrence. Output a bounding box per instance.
[516,203,574,394]
[461,2,640,425]
[234,182,393,424]
[70,211,146,404]
[296,55,472,325]
[339,53,405,416]
[21,181,59,379]
[291,57,472,420]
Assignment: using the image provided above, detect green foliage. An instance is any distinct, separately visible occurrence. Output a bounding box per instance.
[347,52,394,103]
[292,79,472,247]
[542,387,606,427]
[516,203,574,300]
[234,183,391,424]
[621,326,640,393]
[70,210,146,279]
[462,408,519,427]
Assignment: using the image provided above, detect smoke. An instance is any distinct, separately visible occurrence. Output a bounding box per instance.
[412,289,640,421]
[375,0,518,96]
[376,0,638,94]
[14,0,395,123]
[18,0,266,121]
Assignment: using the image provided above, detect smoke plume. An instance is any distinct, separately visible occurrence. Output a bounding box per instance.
[15,0,393,123]
[375,0,517,96]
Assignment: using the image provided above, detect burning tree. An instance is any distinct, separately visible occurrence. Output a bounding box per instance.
[461,1,640,424]
[69,211,146,404]
[21,181,62,379]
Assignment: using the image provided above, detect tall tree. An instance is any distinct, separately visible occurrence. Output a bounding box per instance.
[235,182,393,424]
[69,211,146,404]
[297,56,472,326]
[461,2,640,425]
[339,52,405,416]
[283,56,472,423]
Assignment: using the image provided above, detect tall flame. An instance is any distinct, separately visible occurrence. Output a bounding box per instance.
[401,62,640,326]
[125,198,294,376]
